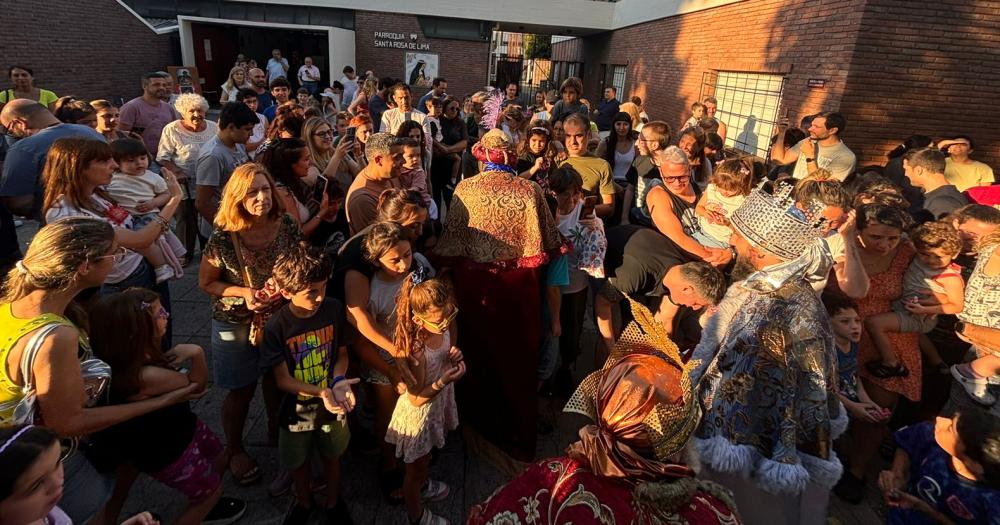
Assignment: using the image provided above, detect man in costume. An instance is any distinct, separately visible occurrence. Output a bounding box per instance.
[469,300,742,525]
[690,183,846,525]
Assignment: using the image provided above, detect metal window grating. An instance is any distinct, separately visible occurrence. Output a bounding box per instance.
[610,64,627,96]
[701,70,786,158]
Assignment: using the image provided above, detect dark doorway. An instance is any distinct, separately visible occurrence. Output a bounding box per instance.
[191,22,329,105]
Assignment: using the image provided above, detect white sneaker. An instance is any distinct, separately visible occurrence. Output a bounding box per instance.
[417,508,449,525]
[951,365,997,405]
[154,264,175,284]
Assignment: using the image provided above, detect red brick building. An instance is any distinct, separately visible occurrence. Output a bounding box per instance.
[552,0,1000,168]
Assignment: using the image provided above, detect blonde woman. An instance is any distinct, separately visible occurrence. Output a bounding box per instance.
[348,78,378,115]
[198,163,299,486]
[219,66,250,104]
[302,116,359,194]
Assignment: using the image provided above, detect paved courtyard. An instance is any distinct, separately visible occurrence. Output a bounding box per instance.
[13,221,884,524]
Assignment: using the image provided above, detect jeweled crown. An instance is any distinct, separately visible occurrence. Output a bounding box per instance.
[730,183,828,261]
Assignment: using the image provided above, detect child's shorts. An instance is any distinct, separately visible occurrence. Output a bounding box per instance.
[361,346,397,386]
[150,419,223,503]
[894,309,938,334]
[279,419,351,470]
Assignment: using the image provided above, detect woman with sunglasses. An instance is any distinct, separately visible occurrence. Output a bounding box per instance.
[430,96,468,209]
[41,138,183,341]
[0,218,202,524]
[642,146,732,267]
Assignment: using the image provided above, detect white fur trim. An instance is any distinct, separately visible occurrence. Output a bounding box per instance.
[830,401,849,440]
[755,458,810,495]
[695,437,754,478]
[800,450,844,490]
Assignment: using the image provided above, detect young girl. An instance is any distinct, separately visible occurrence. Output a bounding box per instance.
[90,288,245,525]
[515,120,559,190]
[357,222,435,500]
[106,138,186,283]
[693,157,755,249]
[386,274,464,525]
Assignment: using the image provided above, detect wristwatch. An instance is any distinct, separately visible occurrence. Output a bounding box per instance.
[805,157,816,163]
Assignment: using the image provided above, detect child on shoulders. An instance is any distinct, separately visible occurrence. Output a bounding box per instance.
[682,102,705,130]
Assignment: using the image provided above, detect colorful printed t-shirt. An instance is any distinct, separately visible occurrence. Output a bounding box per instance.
[260,298,350,427]
[889,422,1000,525]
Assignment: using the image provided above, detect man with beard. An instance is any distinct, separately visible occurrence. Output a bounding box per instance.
[248,67,274,111]
[690,183,845,525]
[771,111,856,181]
[119,71,177,160]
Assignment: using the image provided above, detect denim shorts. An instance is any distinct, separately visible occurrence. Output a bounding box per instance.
[211,319,261,389]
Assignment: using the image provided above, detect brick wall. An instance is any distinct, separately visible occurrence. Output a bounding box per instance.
[574,0,866,149]
[0,0,176,103]
[354,12,490,100]
[839,0,1000,170]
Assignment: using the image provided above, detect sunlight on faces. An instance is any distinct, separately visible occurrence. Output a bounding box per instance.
[808,116,833,140]
[830,308,862,343]
[703,101,716,118]
[692,106,705,119]
[241,95,258,112]
[242,173,273,217]
[393,89,412,111]
[296,93,311,105]
[293,149,312,178]
[378,240,413,277]
[661,266,711,310]
[954,218,996,253]
[356,122,373,144]
[402,144,422,170]
[84,157,119,185]
[658,161,690,193]
[637,128,659,156]
[250,70,267,88]
[335,118,348,137]
[0,442,64,525]
[283,281,328,312]
[529,134,548,156]
[858,222,903,256]
[145,77,170,98]
[312,124,334,150]
[554,187,582,216]
[415,304,458,335]
[552,120,565,143]
[562,87,579,105]
[272,86,290,103]
[915,246,955,271]
[182,105,206,129]
[96,107,120,133]
[678,133,697,160]
[562,121,588,156]
[398,207,429,242]
[933,414,984,479]
[230,123,256,144]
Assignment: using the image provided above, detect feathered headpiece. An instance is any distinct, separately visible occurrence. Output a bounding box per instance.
[479,89,505,131]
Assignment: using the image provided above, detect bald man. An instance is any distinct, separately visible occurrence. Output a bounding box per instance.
[248,67,275,110]
[0,100,103,218]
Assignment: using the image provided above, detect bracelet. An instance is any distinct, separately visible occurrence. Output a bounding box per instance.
[153,215,170,233]
[331,375,346,387]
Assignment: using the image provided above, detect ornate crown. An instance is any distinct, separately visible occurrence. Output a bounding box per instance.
[729,183,828,261]
[564,299,701,461]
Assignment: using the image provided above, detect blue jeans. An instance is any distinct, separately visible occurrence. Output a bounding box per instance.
[302,81,319,96]
[101,260,173,348]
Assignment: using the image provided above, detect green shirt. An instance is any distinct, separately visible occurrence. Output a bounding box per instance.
[560,154,615,198]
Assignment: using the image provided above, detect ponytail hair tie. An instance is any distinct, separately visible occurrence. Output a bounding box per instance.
[14,260,30,277]
[410,265,430,285]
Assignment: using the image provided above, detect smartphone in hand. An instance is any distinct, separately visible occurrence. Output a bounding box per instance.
[581,195,598,218]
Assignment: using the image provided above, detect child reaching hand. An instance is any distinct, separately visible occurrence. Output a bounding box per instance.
[878,407,1000,525]
[107,138,186,283]
[386,272,464,525]
[261,245,359,525]
[693,157,754,249]
[90,288,245,525]
[823,294,891,424]
[865,221,965,379]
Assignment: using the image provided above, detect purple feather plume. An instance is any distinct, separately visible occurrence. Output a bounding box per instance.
[480,90,504,131]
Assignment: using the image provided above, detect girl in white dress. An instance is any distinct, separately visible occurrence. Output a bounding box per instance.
[385,271,464,525]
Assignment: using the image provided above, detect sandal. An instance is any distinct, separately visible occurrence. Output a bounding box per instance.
[228,451,261,486]
[866,360,909,379]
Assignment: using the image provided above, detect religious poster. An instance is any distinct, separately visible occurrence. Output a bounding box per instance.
[167,66,202,94]
[404,53,438,88]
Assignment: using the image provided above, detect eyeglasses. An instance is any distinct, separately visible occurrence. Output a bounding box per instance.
[93,246,127,264]
[663,175,690,184]
[313,130,333,138]
[416,307,459,332]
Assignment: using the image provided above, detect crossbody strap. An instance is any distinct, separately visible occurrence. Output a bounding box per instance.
[18,323,67,391]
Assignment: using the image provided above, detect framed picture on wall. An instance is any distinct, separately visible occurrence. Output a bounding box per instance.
[404,53,438,88]
[167,66,202,94]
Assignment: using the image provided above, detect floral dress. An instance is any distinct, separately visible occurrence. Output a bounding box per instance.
[384,331,459,463]
[203,214,300,324]
[854,243,922,401]
[958,242,1000,357]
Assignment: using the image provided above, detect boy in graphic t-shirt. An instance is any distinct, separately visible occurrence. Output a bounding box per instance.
[261,245,359,524]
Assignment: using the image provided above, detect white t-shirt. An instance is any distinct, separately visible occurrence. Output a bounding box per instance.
[697,183,746,245]
[340,76,359,104]
[298,65,320,84]
[791,139,856,181]
[266,57,288,83]
[106,170,167,213]
[248,113,268,159]
[45,194,144,284]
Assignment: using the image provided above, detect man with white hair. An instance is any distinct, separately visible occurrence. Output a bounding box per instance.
[157,93,219,260]
[690,183,845,525]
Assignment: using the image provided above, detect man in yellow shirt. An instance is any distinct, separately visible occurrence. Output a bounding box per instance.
[939,135,995,191]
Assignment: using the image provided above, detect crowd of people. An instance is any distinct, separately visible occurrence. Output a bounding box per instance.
[0,49,998,525]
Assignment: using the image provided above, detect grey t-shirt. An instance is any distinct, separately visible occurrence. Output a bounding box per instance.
[921,184,968,222]
[791,139,857,181]
[195,135,248,238]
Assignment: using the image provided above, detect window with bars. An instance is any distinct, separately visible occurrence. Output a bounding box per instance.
[610,64,626,96]
[701,71,785,158]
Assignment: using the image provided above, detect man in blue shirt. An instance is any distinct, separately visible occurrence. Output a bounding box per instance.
[0,99,104,219]
[594,87,620,133]
[367,77,393,129]
[262,78,292,122]
[249,68,275,111]
[417,77,448,114]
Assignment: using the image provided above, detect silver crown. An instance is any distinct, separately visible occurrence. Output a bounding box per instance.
[730,183,828,261]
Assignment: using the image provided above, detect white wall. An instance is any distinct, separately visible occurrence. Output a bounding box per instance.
[611,0,744,29]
